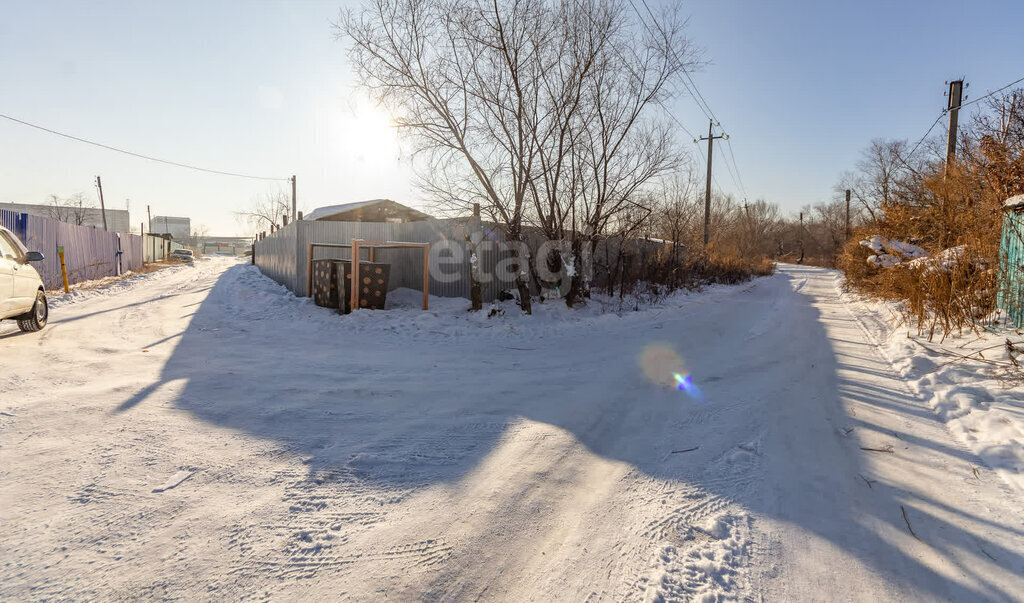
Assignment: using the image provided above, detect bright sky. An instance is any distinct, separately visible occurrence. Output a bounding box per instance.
[2,0,1021,236]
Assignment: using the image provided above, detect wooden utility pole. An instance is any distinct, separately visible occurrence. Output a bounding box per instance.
[698,120,726,247]
[291,175,297,221]
[95,176,108,231]
[845,189,851,239]
[946,79,965,168]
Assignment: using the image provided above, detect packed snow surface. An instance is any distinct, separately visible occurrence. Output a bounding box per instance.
[2,258,1023,601]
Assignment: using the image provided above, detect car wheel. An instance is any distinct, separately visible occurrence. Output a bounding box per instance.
[17,290,48,332]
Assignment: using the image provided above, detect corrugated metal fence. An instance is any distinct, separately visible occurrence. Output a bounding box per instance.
[998,206,1024,327]
[3,210,145,289]
[255,219,517,301]
[142,234,187,263]
[1,208,26,235]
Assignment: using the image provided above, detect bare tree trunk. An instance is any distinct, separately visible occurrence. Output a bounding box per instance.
[467,207,483,311]
[507,227,533,315]
[565,237,590,307]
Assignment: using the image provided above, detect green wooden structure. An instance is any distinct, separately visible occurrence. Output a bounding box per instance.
[998,194,1024,327]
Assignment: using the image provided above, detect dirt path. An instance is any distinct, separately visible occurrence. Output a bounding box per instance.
[1,259,1021,601]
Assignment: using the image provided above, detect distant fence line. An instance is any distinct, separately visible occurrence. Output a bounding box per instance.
[1,208,145,289]
[254,218,681,302]
[143,234,187,263]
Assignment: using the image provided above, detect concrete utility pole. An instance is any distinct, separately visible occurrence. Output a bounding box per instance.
[946,79,965,168]
[95,176,108,231]
[845,189,851,239]
[291,175,297,221]
[698,120,726,246]
[147,205,152,233]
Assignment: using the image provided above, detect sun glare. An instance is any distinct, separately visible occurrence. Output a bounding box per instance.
[332,102,401,164]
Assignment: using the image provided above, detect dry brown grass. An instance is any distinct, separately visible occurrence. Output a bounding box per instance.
[134,261,177,274]
[699,251,775,284]
[838,161,1007,340]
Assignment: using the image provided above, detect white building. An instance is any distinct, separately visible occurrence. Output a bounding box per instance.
[0,201,131,233]
[150,216,191,240]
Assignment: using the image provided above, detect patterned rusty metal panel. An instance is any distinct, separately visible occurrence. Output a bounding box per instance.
[998,207,1024,327]
[312,259,340,309]
[335,260,352,314]
[355,262,391,310]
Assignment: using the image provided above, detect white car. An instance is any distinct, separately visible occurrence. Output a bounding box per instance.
[0,226,48,332]
[169,248,194,262]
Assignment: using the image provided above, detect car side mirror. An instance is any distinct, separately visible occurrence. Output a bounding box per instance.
[25,251,44,263]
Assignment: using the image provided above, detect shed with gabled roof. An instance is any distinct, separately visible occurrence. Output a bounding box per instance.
[305,199,432,223]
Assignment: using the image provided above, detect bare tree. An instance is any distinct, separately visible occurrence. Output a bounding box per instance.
[652,172,700,248]
[339,0,698,311]
[340,0,540,312]
[834,138,925,227]
[236,190,293,236]
[45,192,94,226]
[971,87,1024,200]
[972,88,1024,152]
[733,199,782,260]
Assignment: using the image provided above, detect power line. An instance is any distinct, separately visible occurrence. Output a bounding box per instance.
[629,0,749,202]
[666,111,725,191]
[905,74,1024,158]
[0,112,289,182]
[725,138,748,199]
[907,110,951,158]
[960,75,1024,111]
[715,135,743,195]
[627,0,735,196]
[634,0,718,123]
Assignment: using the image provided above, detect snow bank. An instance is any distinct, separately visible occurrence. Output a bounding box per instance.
[889,333,1024,493]
[1004,194,1024,210]
[841,285,1024,494]
[47,263,191,309]
[860,236,988,275]
[860,235,928,269]
[905,245,991,275]
[217,260,762,344]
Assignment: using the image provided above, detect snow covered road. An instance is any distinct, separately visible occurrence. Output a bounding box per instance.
[1,258,1022,601]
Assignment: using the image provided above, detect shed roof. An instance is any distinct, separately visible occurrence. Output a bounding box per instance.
[305,199,432,222]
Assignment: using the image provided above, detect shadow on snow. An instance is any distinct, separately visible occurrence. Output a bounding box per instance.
[118,262,1023,600]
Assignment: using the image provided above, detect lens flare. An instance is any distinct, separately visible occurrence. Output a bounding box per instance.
[673,372,704,401]
[639,344,704,401]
